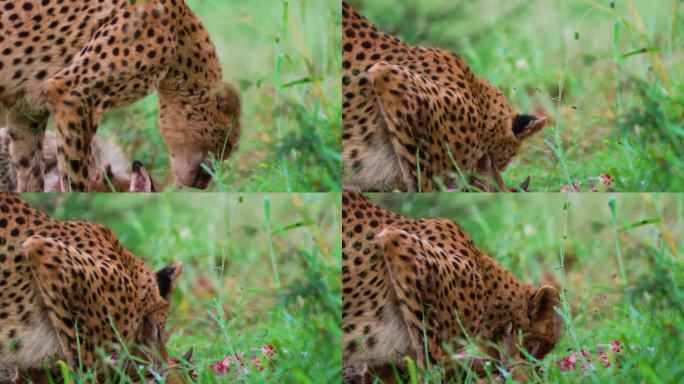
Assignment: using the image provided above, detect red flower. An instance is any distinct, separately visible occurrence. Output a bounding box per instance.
[251,355,264,372]
[599,174,614,187]
[609,340,624,353]
[262,345,276,356]
[555,341,624,372]
[210,346,277,377]
[209,359,231,376]
[556,351,579,371]
[188,369,198,379]
[560,183,582,193]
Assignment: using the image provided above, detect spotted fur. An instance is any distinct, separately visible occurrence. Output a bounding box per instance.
[0,0,240,191]
[0,194,181,378]
[342,192,563,380]
[342,2,547,191]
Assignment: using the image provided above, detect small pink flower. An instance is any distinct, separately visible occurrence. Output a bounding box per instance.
[556,351,578,371]
[600,174,614,187]
[597,351,611,368]
[560,183,582,193]
[609,340,624,353]
[188,369,198,379]
[261,345,276,356]
[210,346,277,377]
[210,359,231,375]
[580,349,591,360]
[210,355,241,376]
[251,355,264,372]
[556,341,624,372]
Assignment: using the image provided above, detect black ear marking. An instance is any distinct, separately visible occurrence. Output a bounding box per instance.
[513,114,537,136]
[130,160,155,192]
[156,265,176,298]
[132,160,144,173]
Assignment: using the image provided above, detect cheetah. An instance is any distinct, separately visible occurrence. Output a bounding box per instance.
[0,129,154,192]
[0,0,241,192]
[0,193,181,381]
[342,192,563,381]
[342,2,547,192]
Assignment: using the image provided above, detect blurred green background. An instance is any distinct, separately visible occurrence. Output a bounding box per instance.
[349,0,683,192]
[369,193,684,383]
[21,193,342,383]
[83,0,341,192]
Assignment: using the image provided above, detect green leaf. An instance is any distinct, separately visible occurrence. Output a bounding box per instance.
[619,217,663,232]
[622,47,662,58]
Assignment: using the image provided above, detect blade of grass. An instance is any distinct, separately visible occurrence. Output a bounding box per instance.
[264,196,281,288]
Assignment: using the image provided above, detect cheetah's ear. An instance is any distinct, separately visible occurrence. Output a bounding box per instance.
[528,286,564,358]
[513,114,547,140]
[529,285,560,322]
[156,261,183,299]
[216,81,241,119]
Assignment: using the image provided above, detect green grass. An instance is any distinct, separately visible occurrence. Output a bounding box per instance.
[350,0,683,192]
[21,193,342,383]
[77,0,341,192]
[367,193,684,383]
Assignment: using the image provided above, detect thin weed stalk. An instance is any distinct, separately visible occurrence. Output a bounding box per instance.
[555,195,587,373]
[608,196,627,286]
[551,6,598,187]
[273,0,293,191]
[264,196,281,289]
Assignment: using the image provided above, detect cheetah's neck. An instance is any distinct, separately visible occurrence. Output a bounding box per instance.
[476,253,535,334]
[158,1,222,104]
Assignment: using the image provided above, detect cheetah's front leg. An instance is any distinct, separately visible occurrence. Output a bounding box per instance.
[45,78,97,191]
[368,63,440,192]
[42,4,174,192]
[5,112,48,192]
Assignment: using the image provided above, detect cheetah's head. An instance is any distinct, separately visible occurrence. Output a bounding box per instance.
[478,81,547,172]
[159,82,241,189]
[132,261,184,365]
[520,285,563,359]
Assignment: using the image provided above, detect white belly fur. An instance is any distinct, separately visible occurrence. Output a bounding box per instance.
[0,308,61,369]
[348,125,403,191]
